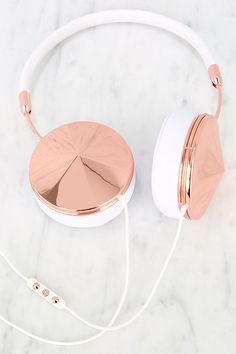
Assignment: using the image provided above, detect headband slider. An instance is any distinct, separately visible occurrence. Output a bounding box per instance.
[208,64,223,88]
[19,91,42,140]
[19,91,32,115]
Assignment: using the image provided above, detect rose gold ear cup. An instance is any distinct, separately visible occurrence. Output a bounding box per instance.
[178,114,224,219]
[29,121,134,217]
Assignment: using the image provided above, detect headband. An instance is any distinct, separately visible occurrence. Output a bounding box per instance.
[19,10,223,139]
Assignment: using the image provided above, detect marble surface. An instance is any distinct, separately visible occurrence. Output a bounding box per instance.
[0,0,236,353]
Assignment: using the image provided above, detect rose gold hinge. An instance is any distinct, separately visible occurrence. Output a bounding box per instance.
[19,91,42,140]
[208,64,223,119]
[19,90,32,115]
[208,64,223,88]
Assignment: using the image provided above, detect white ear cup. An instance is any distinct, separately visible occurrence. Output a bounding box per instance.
[152,108,197,218]
[35,174,135,228]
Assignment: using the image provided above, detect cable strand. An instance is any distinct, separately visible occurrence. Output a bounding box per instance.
[0,202,186,345]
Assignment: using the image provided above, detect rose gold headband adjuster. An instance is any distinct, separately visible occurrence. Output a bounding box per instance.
[19,90,42,140]
[208,64,223,119]
[19,91,32,115]
[208,64,223,88]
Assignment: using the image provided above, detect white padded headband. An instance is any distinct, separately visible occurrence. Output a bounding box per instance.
[19,9,216,91]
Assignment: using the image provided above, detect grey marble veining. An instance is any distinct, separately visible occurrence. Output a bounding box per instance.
[0,0,236,353]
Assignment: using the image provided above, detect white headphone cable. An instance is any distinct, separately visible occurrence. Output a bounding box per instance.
[0,196,130,345]
[0,249,27,282]
[65,202,187,331]
[0,201,187,345]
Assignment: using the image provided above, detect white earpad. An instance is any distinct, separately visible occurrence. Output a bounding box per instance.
[152,108,197,218]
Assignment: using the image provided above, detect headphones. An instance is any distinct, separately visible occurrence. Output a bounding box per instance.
[19,9,224,227]
[0,10,224,346]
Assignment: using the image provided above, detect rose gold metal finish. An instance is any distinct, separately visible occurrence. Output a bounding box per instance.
[178,114,224,219]
[52,296,59,304]
[19,91,32,115]
[25,112,43,140]
[32,282,40,290]
[29,121,134,216]
[208,64,223,118]
[42,289,50,297]
[215,85,222,119]
[19,91,42,140]
[208,64,223,88]
[208,64,223,119]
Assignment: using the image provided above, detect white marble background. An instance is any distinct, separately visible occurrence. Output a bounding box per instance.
[0,0,236,353]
